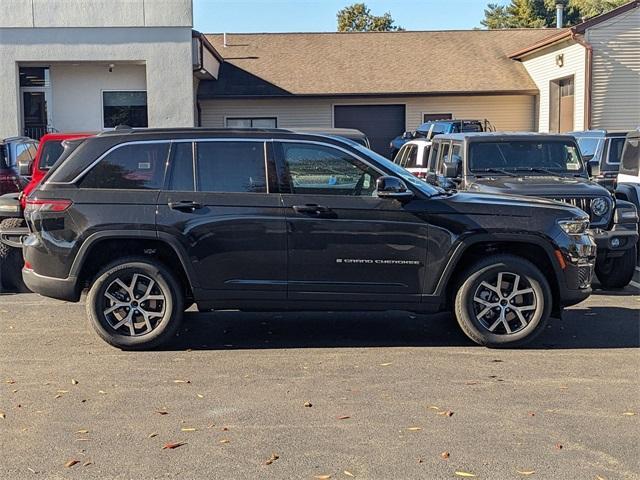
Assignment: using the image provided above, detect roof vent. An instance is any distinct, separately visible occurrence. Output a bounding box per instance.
[223,32,228,47]
[556,3,564,28]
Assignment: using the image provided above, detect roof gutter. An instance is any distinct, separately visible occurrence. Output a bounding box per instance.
[571,31,593,130]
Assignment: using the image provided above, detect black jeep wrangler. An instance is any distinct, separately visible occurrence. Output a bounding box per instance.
[22,128,595,349]
[426,132,638,288]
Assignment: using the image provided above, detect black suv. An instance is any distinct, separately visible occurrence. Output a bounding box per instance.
[571,130,629,191]
[426,132,638,288]
[23,128,596,349]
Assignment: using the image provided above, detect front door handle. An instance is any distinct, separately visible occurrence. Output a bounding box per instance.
[168,200,203,212]
[292,204,331,215]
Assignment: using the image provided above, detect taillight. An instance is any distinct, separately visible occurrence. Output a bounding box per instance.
[25,198,72,213]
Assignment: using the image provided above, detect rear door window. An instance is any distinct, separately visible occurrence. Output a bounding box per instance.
[80,142,169,189]
[607,137,625,165]
[405,145,419,168]
[195,141,267,193]
[168,142,195,191]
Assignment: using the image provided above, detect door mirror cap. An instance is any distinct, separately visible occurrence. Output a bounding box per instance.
[401,131,414,140]
[443,160,461,178]
[587,159,601,178]
[18,158,33,177]
[376,176,414,201]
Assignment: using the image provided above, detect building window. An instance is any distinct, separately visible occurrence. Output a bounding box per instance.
[226,117,277,128]
[422,113,453,123]
[103,91,148,129]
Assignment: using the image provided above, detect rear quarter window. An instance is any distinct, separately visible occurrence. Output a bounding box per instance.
[79,142,169,189]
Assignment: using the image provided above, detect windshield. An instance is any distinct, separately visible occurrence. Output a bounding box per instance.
[416,121,450,136]
[38,140,65,170]
[351,143,441,196]
[576,137,602,157]
[469,140,585,174]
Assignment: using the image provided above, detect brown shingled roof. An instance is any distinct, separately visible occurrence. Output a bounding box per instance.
[201,29,563,98]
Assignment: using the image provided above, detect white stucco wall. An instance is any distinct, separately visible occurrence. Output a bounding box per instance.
[520,40,586,132]
[0,0,195,138]
[49,63,147,132]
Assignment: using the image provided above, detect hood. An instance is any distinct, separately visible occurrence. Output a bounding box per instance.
[467,175,609,198]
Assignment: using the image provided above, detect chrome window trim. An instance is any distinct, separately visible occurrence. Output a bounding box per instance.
[47,138,268,186]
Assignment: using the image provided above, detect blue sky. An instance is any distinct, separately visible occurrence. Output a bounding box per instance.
[193,0,510,33]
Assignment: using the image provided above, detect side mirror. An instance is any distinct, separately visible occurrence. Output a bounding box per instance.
[587,159,600,178]
[443,160,461,178]
[376,176,414,201]
[18,158,33,177]
[401,131,413,140]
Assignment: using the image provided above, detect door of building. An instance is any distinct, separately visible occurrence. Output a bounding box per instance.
[19,67,52,140]
[550,76,574,133]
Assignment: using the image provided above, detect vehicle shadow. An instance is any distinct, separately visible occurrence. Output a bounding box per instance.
[167,303,639,351]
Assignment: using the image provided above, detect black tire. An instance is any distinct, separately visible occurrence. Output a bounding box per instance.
[454,254,552,348]
[595,245,637,289]
[0,218,29,292]
[86,257,184,350]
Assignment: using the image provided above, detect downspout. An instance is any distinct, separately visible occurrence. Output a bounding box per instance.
[571,32,593,130]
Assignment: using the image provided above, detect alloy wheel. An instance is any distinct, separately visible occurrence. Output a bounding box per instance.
[102,273,166,336]
[472,271,537,335]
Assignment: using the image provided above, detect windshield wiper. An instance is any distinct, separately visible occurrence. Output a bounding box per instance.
[477,168,518,177]
[513,167,578,176]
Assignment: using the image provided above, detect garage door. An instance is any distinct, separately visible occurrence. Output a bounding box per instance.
[334,104,406,156]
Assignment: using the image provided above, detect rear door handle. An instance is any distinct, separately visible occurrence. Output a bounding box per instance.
[168,200,203,212]
[292,204,331,214]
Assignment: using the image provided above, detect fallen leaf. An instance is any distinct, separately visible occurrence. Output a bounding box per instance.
[455,472,476,478]
[181,427,197,432]
[517,470,536,476]
[554,443,563,450]
[344,470,355,477]
[222,427,229,431]
[304,401,313,408]
[197,394,204,399]
[64,459,80,468]
[162,441,186,450]
[156,410,169,415]
[148,433,158,438]
[27,467,36,474]
[5,379,16,384]
[417,457,423,463]
[437,410,454,417]
[595,475,607,480]
[54,394,63,399]
[0,412,5,419]
[528,412,536,417]
[71,379,79,385]
[264,453,279,465]
[219,439,230,444]
[622,412,636,416]
[491,359,503,363]
[465,381,478,385]
[98,390,107,395]
[173,380,191,384]
[407,427,422,431]
[379,362,393,366]
[83,461,93,467]
[428,405,440,410]
[57,390,69,393]
[337,415,351,420]
[314,475,331,479]
[75,430,89,434]
[440,451,450,460]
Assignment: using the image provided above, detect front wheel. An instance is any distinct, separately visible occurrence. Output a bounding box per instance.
[595,245,637,289]
[454,255,552,347]
[86,257,184,350]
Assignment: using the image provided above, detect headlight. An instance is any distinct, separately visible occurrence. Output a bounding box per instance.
[590,197,609,217]
[558,218,590,235]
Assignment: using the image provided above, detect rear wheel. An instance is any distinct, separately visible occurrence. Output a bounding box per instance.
[454,255,551,347]
[0,218,29,292]
[86,257,184,350]
[595,246,637,289]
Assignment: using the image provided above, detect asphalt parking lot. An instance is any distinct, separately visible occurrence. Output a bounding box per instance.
[1,285,638,480]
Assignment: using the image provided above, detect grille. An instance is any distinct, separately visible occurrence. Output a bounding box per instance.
[551,197,611,226]
[577,264,594,289]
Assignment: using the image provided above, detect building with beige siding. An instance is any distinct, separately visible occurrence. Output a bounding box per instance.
[510,0,639,133]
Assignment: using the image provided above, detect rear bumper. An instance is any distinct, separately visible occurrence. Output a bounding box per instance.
[22,267,81,302]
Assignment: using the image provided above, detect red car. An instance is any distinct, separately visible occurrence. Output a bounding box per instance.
[0,132,92,291]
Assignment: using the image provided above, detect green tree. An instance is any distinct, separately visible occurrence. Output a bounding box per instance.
[337,3,403,32]
[481,0,628,28]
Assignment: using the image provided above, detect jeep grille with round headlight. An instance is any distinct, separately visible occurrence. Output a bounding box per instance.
[590,197,609,217]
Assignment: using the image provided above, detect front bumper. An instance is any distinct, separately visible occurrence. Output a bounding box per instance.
[555,231,596,308]
[22,267,81,302]
[591,223,638,257]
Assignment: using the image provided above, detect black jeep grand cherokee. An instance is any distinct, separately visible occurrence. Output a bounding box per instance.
[22,129,595,349]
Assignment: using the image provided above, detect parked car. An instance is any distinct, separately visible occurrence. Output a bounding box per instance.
[0,133,92,291]
[389,119,493,158]
[0,136,39,196]
[286,128,370,149]
[571,130,628,191]
[22,128,596,349]
[425,132,638,289]
[392,138,432,179]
